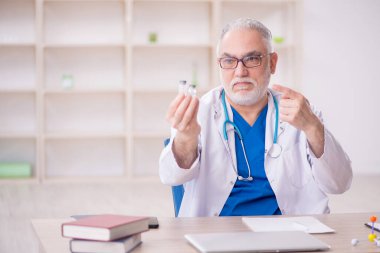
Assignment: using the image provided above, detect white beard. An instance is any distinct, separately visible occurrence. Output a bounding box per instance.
[221,74,270,106]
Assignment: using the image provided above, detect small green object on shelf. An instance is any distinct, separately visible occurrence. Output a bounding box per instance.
[0,163,32,178]
[148,32,158,44]
[61,74,74,89]
[273,36,285,44]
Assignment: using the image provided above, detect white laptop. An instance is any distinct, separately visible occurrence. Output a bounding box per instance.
[184,231,330,253]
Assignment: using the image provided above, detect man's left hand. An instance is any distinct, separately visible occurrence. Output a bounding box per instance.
[272,84,324,158]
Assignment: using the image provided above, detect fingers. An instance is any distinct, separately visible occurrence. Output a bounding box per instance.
[166,93,185,121]
[172,96,192,128]
[279,98,298,108]
[272,84,300,99]
[177,97,199,131]
[166,94,199,131]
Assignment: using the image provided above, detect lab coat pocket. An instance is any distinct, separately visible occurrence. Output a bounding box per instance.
[280,142,312,189]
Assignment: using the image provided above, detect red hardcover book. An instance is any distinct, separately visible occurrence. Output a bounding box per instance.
[61,214,149,241]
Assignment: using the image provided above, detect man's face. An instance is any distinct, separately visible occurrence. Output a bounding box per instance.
[218,29,277,106]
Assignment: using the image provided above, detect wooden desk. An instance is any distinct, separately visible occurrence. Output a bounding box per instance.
[32,212,380,253]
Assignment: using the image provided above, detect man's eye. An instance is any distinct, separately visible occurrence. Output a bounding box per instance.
[223,58,236,64]
[245,56,260,62]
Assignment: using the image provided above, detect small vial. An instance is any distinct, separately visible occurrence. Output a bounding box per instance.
[188,84,197,96]
[178,80,188,95]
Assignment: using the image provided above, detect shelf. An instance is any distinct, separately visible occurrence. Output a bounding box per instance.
[0,178,38,184]
[0,43,35,47]
[43,88,125,94]
[135,0,211,2]
[44,93,125,133]
[44,132,126,139]
[43,1,125,45]
[132,86,208,94]
[0,89,36,94]
[41,176,128,184]
[132,43,212,49]
[221,0,298,2]
[0,134,37,139]
[43,43,125,48]
[44,0,124,2]
[133,131,170,138]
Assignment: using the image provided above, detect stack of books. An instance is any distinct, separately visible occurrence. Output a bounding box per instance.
[61,214,150,253]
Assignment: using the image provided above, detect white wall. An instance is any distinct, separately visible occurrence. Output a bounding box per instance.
[302,0,380,174]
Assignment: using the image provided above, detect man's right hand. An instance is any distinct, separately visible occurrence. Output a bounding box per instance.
[166,94,200,169]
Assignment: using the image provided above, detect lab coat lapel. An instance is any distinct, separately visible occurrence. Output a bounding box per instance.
[213,92,237,170]
[265,89,286,159]
[265,90,276,157]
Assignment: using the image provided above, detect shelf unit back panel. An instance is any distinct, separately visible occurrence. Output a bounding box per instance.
[133,137,164,177]
[0,47,36,90]
[132,47,211,90]
[132,1,211,45]
[45,138,125,177]
[0,1,35,44]
[44,93,125,133]
[271,48,295,88]
[0,93,36,134]
[43,1,125,44]
[44,47,125,90]
[132,92,174,133]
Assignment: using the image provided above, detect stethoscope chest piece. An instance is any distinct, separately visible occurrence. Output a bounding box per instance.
[268,143,282,158]
[237,175,253,181]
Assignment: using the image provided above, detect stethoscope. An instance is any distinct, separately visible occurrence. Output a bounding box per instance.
[221,89,282,181]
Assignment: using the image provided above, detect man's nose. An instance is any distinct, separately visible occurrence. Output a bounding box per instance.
[234,61,248,77]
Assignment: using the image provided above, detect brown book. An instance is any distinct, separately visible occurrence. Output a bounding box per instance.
[61,214,149,241]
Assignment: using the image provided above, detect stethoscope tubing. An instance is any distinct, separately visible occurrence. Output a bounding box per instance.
[221,89,281,181]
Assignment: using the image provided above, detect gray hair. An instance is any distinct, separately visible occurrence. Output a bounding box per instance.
[217,18,273,56]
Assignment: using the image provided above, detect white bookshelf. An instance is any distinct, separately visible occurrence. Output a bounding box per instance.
[0,0,302,183]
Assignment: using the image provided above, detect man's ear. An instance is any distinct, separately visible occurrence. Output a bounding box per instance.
[270,52,278,74]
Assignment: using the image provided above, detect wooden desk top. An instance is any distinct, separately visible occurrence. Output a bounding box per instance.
[31,212,380,253]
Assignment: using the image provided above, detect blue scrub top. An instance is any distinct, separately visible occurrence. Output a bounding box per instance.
[220,104,281,216]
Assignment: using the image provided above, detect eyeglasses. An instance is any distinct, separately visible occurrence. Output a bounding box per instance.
[218,53,272,69]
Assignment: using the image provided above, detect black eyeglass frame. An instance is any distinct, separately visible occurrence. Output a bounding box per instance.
[218,53,272,69]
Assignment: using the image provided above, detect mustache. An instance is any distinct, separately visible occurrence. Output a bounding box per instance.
[230,77,257,87]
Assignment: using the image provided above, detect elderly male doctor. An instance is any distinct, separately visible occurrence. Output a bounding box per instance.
[159,18,352,217]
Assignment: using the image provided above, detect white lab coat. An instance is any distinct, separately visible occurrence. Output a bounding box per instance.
[159,86,352,217]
